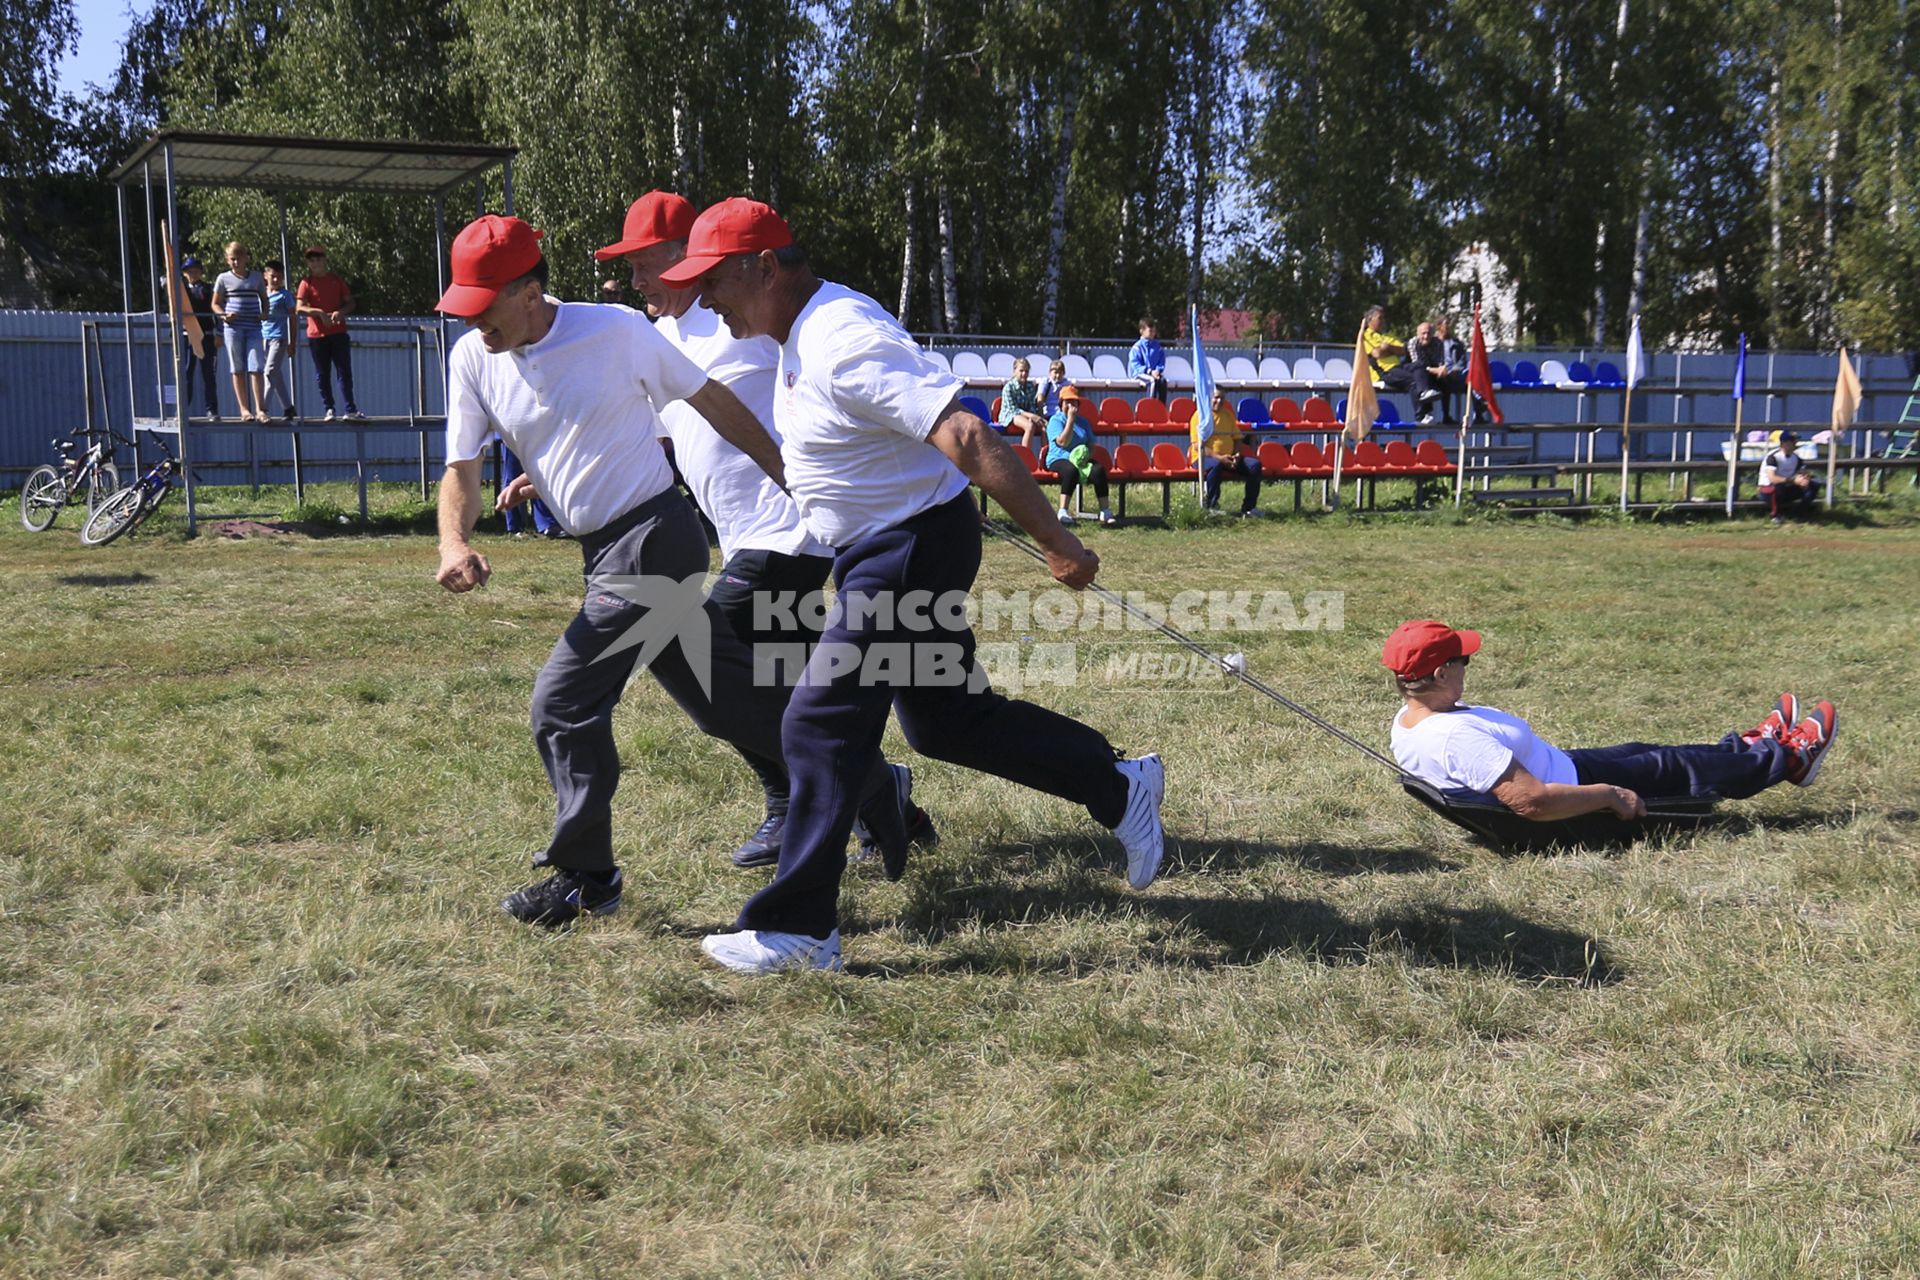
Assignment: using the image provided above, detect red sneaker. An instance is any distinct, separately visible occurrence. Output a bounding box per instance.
[1743,693,1800,743]
[1786,701,1838,787]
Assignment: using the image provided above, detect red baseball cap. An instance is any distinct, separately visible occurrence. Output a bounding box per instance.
[302,245,327,258]
[594,191,695,261]
[436,215,545,317]
[1381,619,1482,680]
[655,198,793,286]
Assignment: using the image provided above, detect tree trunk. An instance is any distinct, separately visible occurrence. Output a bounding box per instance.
[1822,0,1843,338]
[1767,49,1784,333]
[937,183,961,333]
[1186,7,1215,313]
[897,3,934,325]
[1039,56,1080,337]
[967,206,983,333]
[1591,0,1631,345]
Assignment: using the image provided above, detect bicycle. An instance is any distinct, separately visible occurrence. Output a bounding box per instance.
[19,427,128,532]
[80,437,178,547]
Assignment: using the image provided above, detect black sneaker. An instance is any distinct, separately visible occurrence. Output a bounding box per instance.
[502,866,622,926]
[851,764,939,881]
[731,813,785,868]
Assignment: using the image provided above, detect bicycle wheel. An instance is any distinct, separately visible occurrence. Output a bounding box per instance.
[85,462,121,511]
[20,465,64,532]
[80,484,145,547]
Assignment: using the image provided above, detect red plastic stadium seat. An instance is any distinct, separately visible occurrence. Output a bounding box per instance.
[1414,440,1454,473]
[1166,396,1198,425]
[1011,443,1050,479]
[990,396,1003,421]
[1302,397,1337,425]
[1149,442,1199,480]
[1383,440,1421,475]
[1270,397,1302,427]
[1133,398,1170,427]
[1110,442,1151,478]
[1091,444,1114,471]
[1256,440,1292,473]
[1289,441,1335,477]
[1354,441,1389,472]
[1097,397,1134,432]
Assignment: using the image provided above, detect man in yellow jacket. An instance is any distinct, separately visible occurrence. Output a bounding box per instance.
[1189,387,1264,517]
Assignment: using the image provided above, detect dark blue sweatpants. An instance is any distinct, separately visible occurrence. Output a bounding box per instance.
[735,494,1131,938]
[1567,733,1793,799]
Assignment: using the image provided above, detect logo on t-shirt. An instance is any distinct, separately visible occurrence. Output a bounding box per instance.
[784,371,796,388]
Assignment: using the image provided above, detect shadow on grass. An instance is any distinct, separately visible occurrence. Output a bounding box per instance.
[1003,832,1457,880]
[848,879,1617,986]
[55,571,155,587]
[1703,805,1918,839]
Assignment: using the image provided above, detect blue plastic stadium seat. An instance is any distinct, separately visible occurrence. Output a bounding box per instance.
[1592,361,1625,388]
[1567,360,1595,385]
[1237,396,1272,428]
[1488,359,1512,387]
[959,395,992,422]
[1510,360,1543,388]
[1335,396,1347,421]
[1375,400,1402,425]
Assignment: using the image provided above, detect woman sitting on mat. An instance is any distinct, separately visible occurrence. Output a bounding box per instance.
[1383,620,1837,822]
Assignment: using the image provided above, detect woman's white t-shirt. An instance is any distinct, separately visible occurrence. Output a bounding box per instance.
[1391,704,1578,793]
[776,282,969,548]
[446,300,706,536]
[654,302,829,563]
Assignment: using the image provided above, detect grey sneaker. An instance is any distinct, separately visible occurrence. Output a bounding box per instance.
[1110,754,1166,889]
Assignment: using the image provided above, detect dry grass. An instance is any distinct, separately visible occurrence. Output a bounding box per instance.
[3,483,1919,1277]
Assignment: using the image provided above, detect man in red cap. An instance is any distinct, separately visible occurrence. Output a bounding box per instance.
[1384,619,1838,821]
[591,191,934,872]
[433,213,874,928]
[658,197,1166,975]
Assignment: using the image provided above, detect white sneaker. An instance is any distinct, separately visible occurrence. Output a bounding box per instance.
[1057,508,1076,525]
[1110,754,1165,890]
[323,409,337,421]
[701,928,843,974]
[1098,508,1116,525]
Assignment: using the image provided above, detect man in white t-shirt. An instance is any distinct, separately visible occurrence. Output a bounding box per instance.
[1383,619,1837,822]
[1758,430,1814,524]
[591,190,934,873]
[434,214,830,928]
[658,198,1167,975]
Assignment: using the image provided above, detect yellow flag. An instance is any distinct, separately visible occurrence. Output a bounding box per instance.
[1345,323,1378,440]
[1831,347,1861,430]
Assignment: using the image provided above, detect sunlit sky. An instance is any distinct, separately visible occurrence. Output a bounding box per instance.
[56,0,132,97]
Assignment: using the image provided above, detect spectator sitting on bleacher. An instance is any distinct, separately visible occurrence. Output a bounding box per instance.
[1404,319,1449,425]
[1041,358,1070,416]
[1433,314,1488,426]
[1362,306,1425,405]
[998,357,1047,438]
[1759,431,1817,524]
[1189,386,1264,518]
[1023,384,1114,527]
[1128,318,1169,401]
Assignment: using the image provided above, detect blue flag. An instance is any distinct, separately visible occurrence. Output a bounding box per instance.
[1732,333,1747,402]
[1191,304,1214,448]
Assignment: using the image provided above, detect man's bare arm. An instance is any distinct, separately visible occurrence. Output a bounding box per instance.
[435,458,492,593]
[928,404,1097,589]
[1490,760,1643,822]
[684,379,785,489]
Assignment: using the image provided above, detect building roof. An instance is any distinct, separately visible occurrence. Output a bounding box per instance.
[107,130,516,196]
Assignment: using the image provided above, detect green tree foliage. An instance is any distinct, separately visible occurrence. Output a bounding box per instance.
[11,0,1918,345]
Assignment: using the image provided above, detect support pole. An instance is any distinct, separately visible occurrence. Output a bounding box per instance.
[1726,399,1744,517]
[1618,385,1633,513]
[115,184,136,443]
[144,162,162,434]
[162,142,196,534]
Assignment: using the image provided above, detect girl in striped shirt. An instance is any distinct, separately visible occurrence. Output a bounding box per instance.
[214,241,269,422]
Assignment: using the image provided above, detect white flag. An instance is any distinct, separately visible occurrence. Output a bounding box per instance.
[1625,315,1645,390]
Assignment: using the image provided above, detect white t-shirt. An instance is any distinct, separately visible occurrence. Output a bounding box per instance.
[1759,450,1802,487]
[655,302,829,562]
[1391,704,1578,793]
[776,281,970,547]
[446,300,707,536]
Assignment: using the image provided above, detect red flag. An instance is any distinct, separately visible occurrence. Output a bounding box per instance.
[1466,305,1504,425]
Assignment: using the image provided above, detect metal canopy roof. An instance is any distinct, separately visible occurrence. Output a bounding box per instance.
[108,130,516,196]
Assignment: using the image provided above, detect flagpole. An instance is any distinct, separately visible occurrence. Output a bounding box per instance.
[1725,398,1743,518]
[1454,396,1467,508]
[1619,384,1633,512]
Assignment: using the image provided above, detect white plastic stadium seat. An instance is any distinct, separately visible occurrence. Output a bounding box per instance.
[1292,356,1325,384]
[951,352,989,378]
[1206,356,1227,381]
[1092,354,1128,381]
[1063,353,1094,381]
[986,352,1016,378]
[1258,356,1291,382]
[1165,355,1194,382]
[1225,356,1258,381]
[923,349,951,372]
[1322,356,1353,385]
[1025,352,1052,377]
[1540,358,1573,386]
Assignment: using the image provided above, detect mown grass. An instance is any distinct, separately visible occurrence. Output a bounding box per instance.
[3,482,1920,1277]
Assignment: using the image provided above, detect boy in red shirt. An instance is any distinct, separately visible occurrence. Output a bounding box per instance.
[295,246,363,419]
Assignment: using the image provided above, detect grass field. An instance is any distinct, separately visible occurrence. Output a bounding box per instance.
[5,484,1920,1277]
